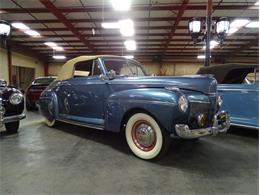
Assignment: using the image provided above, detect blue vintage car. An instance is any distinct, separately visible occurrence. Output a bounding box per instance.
[39,55,230,160]
[197,64,258,130]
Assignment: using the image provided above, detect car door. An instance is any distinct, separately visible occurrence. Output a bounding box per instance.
[58,59,106,126]
[218,83,259,128]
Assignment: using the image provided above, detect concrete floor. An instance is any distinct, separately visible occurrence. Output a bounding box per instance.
[0,111,258,195]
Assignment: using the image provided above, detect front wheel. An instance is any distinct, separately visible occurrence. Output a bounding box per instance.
[125,113,170,160]
[5,121,20,134]
[45,117,57,127]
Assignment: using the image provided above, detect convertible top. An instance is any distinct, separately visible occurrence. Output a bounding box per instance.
[197,63,258,84]
[57,55,122,80]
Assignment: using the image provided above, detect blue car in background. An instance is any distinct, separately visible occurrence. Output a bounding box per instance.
[198,64,259,130]
[39,55,230,160]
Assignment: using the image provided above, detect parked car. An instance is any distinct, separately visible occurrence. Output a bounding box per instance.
[39,55,230,160]
[26,76,56,110]
[0,79,26,134]
[197,63,258,129]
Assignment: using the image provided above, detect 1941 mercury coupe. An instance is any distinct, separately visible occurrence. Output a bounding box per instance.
[0,79,25,134]
[39,55,230,160]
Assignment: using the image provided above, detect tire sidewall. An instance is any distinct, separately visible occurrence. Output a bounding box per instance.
[45,117,56,127]
[125,113,163,160]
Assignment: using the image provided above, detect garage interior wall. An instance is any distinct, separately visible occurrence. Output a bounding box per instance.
[0,48,44,84]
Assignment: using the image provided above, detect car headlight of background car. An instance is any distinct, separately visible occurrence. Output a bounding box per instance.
[9,92,23,105]
[216,95,223,107]
[178,95,188,113]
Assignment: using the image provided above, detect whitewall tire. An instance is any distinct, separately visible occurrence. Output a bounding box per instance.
[45,117,56,127]
[125,113,170,160]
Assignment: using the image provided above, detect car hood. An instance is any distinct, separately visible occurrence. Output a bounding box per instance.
[111,75,217,94]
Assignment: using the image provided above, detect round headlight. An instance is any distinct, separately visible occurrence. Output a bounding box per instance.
[216,95,223,107]
[10,92,23,105]
[178,95,188,113]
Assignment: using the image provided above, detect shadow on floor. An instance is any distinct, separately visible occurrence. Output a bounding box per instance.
[52,121,258,173]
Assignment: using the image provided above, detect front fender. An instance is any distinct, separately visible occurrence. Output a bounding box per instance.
[39,89,58,120]
[105,88,183,132]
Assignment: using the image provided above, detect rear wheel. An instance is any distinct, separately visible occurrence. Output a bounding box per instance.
[125,113,170,160]
[5,121,20,134]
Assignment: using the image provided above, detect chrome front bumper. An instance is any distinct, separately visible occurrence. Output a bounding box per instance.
[0,110,26,127]
[175,111,230,139]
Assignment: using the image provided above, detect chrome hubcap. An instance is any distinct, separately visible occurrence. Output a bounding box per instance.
[132,121,156,151]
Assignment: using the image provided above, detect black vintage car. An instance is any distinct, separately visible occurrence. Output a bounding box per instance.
[0,79,25,134]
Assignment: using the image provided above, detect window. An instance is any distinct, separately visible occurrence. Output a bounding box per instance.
[74,60,101,77]
[102,58,146,77]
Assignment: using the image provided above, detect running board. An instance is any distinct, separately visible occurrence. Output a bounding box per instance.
[57,119,104,130]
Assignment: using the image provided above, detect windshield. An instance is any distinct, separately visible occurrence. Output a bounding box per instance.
[102,58,146,77]
[33,78,55,85]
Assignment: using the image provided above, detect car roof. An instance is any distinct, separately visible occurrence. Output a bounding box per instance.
[57,55,124,80]
[197,63,258,84]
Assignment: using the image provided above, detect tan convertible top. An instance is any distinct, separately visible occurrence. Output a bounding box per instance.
[57,55,121,80]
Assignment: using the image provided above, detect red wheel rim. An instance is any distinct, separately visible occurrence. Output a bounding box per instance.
[131,120,157,152]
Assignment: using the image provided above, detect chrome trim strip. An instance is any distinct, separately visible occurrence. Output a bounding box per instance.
[230,123,259,130]
[57,119,104,130]
[189,100,210,104]
[108,99,176,106]
[1,113,26,124]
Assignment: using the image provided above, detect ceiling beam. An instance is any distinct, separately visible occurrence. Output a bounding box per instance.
[5,16,257,24]
[1,4,258,13]
[226,39,259,59]
[162,0,188,56]
[39,0,95,52]
[12,32,258,39]
[15,38,257,44]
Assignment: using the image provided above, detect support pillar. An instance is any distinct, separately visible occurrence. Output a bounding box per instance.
[44,63,49,76]
[205,0,213,67]
[7,44,12,85]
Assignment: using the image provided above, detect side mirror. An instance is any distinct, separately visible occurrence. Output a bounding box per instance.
[107,70,116,80]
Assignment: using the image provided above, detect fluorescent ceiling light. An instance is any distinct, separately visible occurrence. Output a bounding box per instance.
[119,19,134,37]
[255,1,259,5]
[101,22,119,29]
[111,0,131,11]
[197,55,205,59]
[230,19,250,28]
[245,21,259,28]
[11,22,29,30]
[44,42,57,47]
[53,55,66,60]
[228,28,239,35]
[24,30,41,37]
[52,46,64,51]
[124,40,136,51]
[124,55,134,59]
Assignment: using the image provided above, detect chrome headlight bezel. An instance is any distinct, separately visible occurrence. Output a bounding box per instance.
[178,95,188,113]
[216,95,223,107]
[9,92,23,105]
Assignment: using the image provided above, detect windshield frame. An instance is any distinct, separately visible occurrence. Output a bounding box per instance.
[100,57,147,77]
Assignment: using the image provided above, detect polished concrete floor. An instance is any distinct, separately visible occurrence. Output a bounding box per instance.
[0,111,258,195]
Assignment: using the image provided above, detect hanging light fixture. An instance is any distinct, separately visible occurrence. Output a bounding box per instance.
[188,18,202,44]
[0,20,11,48]
[216,17,230,44]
